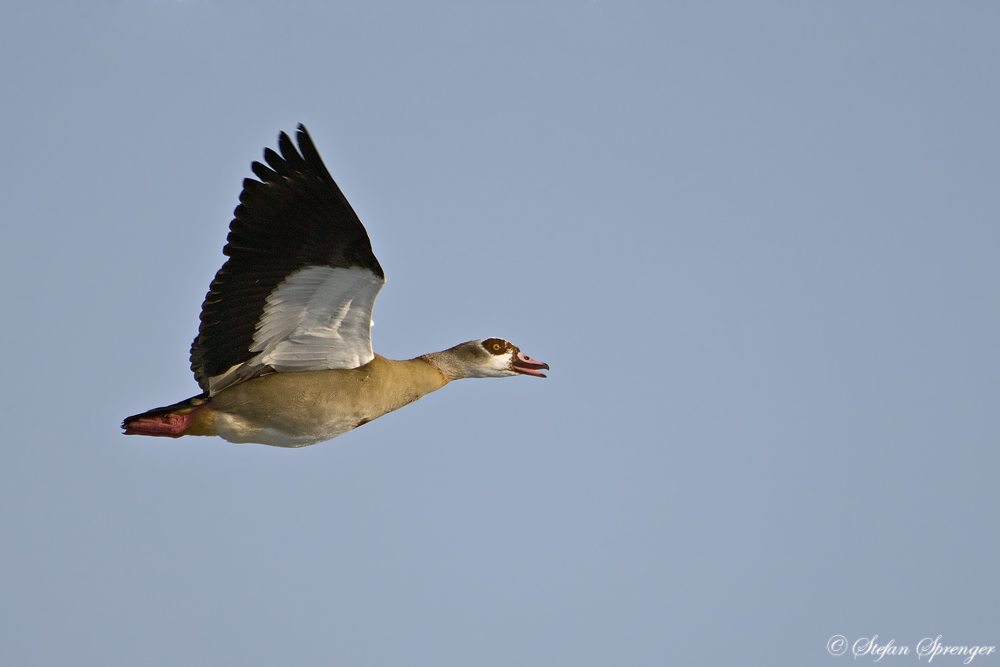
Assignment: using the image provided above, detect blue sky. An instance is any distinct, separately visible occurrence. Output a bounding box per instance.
[1,2,998,665]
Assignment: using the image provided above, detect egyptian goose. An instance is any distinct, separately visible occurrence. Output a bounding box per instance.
[122,125,548,447]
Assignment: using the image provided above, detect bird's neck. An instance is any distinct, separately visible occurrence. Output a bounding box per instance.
[417,349,472,382]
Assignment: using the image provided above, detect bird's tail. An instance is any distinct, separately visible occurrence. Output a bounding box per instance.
[122,393,212,437]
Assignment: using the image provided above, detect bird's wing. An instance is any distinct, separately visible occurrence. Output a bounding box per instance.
[190,125,385,395]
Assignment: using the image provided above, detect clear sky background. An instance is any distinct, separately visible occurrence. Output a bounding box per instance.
[1,2,997,665]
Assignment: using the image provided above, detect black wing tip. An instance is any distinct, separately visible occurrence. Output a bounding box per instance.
[296,124,313,147]
[293,125,327,174]
[239,126,312,185]
[254,124,328,181]
[277,123,311,154]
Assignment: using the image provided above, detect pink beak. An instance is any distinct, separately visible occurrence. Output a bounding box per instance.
[511,350,549,377]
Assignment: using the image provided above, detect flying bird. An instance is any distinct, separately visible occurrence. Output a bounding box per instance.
[122,125,548,447]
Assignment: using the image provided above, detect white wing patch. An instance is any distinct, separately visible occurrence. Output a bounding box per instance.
[257,265,383,370]
[207,265,383,394]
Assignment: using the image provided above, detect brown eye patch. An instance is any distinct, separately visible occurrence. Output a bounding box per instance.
[482,338,508,356]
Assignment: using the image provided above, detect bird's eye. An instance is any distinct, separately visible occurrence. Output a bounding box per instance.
[482,338,506,355]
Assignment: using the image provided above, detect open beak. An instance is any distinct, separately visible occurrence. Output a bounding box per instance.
[511,350,549,378]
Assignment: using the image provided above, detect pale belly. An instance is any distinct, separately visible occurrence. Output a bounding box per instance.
[204,360,445,447]
[212,411,359,447]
